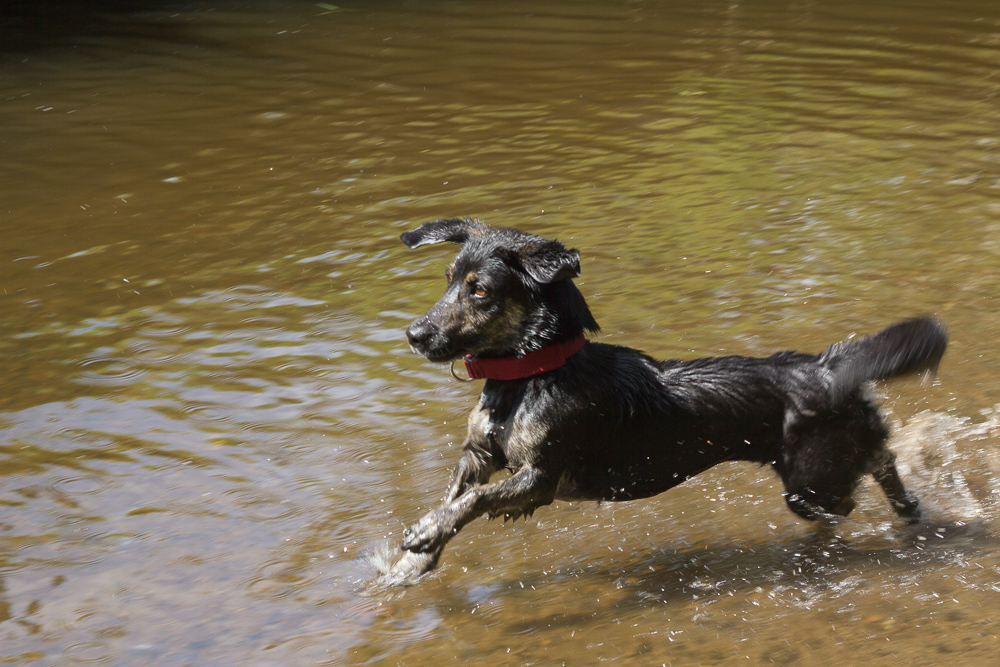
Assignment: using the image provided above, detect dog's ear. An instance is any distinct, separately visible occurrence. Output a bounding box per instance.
[518,240,581,284]
[400,217,486,248]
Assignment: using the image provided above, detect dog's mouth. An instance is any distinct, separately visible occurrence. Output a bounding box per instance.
[412,344,462,363]
[406,331,467,363]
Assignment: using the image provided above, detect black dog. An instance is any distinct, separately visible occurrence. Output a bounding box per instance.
[385,217,947,584]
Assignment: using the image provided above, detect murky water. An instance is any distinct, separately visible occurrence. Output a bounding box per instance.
[2,0,1000,664]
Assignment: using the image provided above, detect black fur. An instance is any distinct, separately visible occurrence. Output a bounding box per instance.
[388,218,947,585]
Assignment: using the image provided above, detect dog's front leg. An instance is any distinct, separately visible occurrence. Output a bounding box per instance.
[402,464,556,553]
[444,445,496,503]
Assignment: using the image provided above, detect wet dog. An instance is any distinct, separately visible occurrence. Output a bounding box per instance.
[385,217,947,584]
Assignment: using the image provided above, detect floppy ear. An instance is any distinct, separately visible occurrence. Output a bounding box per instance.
[400,217,486,248]
[518,240,581,284]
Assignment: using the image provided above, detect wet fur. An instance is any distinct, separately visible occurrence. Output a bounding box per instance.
[388,217,947,584]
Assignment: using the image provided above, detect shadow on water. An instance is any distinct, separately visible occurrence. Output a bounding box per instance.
[346,516,999,664]
[358,509,996,595]
[0,0,224,53]
[604,519,996,608]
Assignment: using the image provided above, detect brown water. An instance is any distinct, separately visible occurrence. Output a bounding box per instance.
[2,0,1000,664]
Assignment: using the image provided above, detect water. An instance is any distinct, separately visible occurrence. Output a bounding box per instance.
[2,0,999,664]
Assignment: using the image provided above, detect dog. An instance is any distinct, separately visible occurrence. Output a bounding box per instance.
[384,217,947,585]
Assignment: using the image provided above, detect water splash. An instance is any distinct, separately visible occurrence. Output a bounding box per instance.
[890,407,1000,525]
[358,541,442,593]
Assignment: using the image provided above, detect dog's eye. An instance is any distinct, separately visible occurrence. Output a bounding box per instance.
[473,284,488,298]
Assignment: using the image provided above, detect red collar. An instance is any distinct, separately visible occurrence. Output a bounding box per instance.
[463,334,587,381]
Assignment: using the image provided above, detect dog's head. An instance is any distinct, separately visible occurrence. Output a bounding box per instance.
[401,217,599,362]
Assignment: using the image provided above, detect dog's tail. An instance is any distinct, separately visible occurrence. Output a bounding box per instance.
[820,317,947,404]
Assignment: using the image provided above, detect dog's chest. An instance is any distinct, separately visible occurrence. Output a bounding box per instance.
[469,400,542,468]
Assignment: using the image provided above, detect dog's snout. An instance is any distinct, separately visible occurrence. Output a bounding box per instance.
[406,319,432,349]
[405,313,458,361]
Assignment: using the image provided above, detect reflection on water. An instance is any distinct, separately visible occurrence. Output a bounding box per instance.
[2,0,1000,664]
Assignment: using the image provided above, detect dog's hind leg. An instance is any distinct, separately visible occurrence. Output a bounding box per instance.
[783,488,856,522]
[872,449,921,523]
[776,436,860,522]
[778,399,896,522]
[777,439,864,522]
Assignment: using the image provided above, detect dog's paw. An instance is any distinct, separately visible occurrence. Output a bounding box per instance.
[401,511,452,553]
[381,549,441,587]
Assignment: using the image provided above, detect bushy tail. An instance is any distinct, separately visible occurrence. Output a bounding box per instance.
[821,317,947,404]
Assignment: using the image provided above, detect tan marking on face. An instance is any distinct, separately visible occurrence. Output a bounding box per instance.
[460,300,528,352]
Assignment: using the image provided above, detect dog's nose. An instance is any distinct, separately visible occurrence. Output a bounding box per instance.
[406,320,431,348]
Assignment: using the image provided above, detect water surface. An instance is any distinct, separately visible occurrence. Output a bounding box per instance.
[2,0,1000,664]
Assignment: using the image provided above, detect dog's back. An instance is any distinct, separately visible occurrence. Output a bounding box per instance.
[655,317,946,419]
[559,318,945,504]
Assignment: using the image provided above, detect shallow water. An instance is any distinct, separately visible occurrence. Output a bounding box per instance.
[2,0,1000,664]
